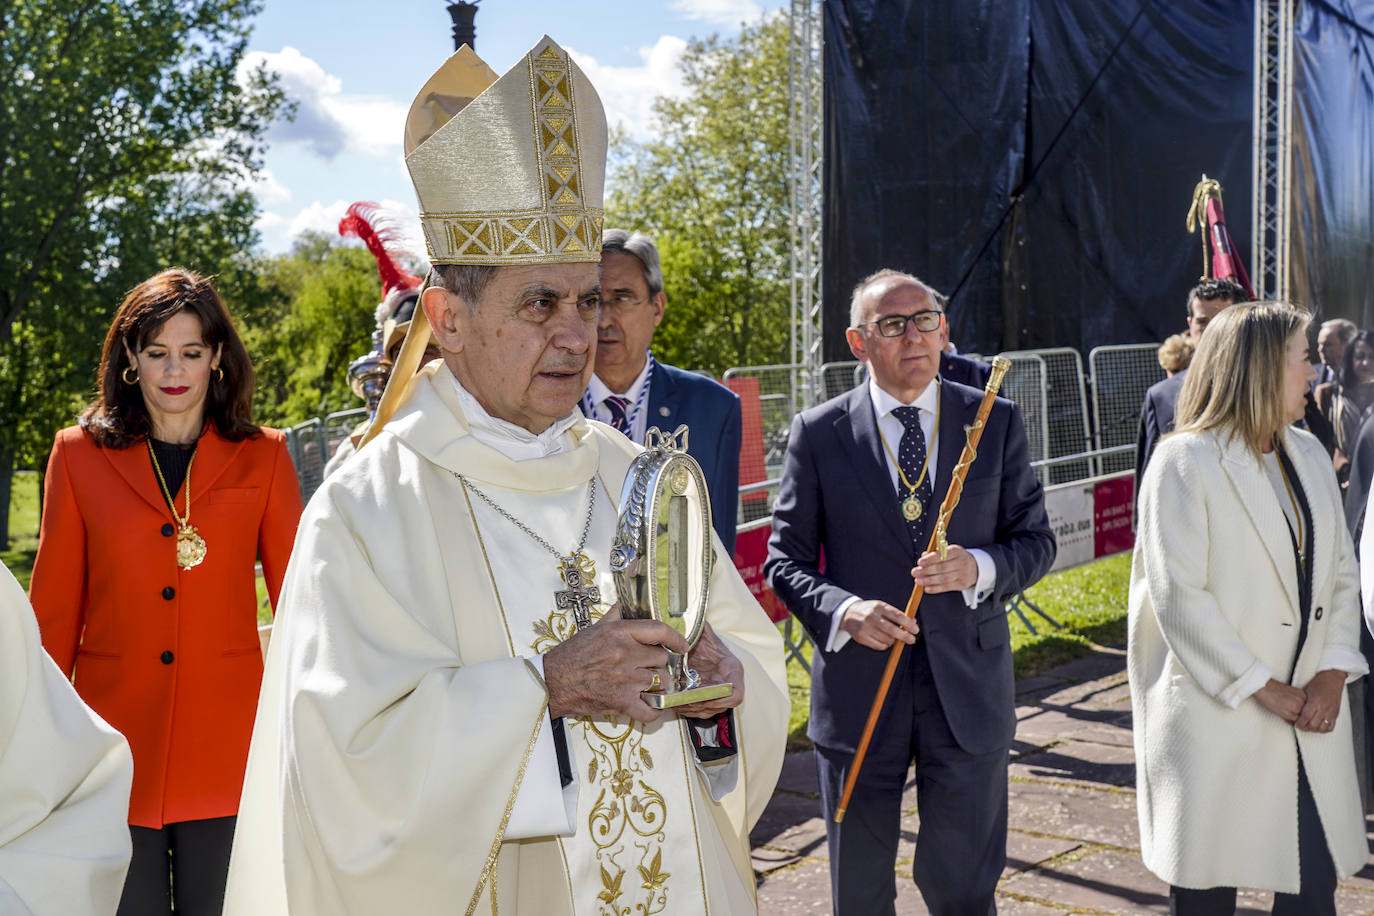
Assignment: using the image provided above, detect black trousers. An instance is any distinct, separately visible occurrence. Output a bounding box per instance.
[816,640,1006,916]
[1169,756,1336,916]
[118,815,236,916]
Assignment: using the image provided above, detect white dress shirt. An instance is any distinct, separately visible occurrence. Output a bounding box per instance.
[825,376,997,652]
[582,352,654,444]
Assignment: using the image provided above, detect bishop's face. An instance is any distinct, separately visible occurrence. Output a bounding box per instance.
[426,262,600,434]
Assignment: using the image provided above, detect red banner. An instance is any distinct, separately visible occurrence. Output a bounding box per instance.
[732,524,789,622]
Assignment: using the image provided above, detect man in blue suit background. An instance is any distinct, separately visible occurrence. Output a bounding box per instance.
[583,228,742,554]
[766,269,1055,915]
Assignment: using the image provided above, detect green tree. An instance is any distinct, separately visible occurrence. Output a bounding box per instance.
[237,233,386,428]
[0,0,287,543]
[607,16,791,376]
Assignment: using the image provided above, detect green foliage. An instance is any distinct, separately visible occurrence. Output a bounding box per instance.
[607,17,791,374]
[0,0,289,541]
[233,233,384,427]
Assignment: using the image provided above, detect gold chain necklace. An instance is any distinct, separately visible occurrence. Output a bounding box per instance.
[147,439,207,569]
[878,392,941,522]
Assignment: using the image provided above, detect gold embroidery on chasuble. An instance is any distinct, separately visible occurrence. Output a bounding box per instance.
[525,549,704,912]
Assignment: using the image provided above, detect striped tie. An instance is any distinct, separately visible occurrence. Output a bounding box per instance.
[604,396,630,432]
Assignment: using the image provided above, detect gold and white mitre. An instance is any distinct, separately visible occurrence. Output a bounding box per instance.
[363,36,608,447]
[405,35,606,265]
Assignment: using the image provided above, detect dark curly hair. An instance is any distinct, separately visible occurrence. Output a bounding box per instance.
[1186,278,1248,318]
[79,269,260,449]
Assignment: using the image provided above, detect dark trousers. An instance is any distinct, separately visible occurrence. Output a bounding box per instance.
[118,815,236,916]
[1169,757,1336,916]
[816,640,1007,916]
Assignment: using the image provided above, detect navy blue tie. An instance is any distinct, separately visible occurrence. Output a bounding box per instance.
[891,406,934,548]
[604,396,630,432]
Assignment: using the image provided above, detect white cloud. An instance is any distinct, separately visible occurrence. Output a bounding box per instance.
[569,36,689,138]
[251,168,292,206]
[239,47,407,160]
[668,0,765,26]
[257,198,425,257]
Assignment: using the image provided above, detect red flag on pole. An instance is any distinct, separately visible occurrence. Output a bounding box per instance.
[1185,175,1255,299]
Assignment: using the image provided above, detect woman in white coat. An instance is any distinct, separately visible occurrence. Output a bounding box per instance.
[1129,302,1368,915]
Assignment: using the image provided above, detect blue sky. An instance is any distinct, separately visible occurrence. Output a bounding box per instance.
[242,0,785,254]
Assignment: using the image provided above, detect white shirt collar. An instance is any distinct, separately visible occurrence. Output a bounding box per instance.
[450,374,581,461]
[585,350,654,403]
[867,374,940,419]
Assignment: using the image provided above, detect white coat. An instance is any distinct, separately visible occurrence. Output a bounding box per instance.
[1128,427,1368,891]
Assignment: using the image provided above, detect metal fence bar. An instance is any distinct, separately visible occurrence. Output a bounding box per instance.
[1089,343,1165,477]
[993,352,1050,484]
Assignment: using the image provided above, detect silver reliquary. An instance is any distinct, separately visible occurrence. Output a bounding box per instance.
[609,425,733,709]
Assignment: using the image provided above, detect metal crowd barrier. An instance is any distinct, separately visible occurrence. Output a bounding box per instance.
[279,345,1163,667]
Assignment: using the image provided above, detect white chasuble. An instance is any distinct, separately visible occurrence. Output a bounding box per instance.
[0,564,133,916]
[224,364,789,916]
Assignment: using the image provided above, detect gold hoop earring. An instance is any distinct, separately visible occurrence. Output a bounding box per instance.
[122,366,139,385]
[213,366,224,382]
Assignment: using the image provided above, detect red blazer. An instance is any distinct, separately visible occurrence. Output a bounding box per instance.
[29,424,302,828]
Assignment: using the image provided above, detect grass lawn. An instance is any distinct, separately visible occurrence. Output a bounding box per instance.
[3,470,40,590]
[781,551,1131,749]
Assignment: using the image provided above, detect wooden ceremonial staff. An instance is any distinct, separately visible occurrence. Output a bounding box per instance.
[834,356,1012,823]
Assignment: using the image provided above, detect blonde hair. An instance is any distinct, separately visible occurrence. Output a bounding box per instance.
[1156,333,1195,375]
[1173,302,1309,459]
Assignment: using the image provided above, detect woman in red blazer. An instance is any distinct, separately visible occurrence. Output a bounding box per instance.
[29,268,303,916]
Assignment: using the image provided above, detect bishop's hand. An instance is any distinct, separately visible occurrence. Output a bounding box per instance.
[674,622,744,719]
[544,610,687,722]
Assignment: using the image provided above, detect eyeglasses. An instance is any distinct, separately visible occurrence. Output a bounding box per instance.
[862,310,944,338]
[601,292,651,313]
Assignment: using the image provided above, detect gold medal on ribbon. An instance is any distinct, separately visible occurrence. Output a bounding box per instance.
[902,495,923,521]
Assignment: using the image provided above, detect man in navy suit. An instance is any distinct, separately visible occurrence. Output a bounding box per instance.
[766,269,1054,915]
[583,228,742,554]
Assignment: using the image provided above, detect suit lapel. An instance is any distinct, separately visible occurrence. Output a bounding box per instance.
[932,380,975,515]
[188,426,246,508]
[102,426,248,519]
[103,438,174,518]
[836,387,912,551]
[1218,437,1301,618]
[1286,437,1330,603]
[645,362,677,440]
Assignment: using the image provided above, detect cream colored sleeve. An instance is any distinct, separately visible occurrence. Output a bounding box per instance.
[0,565,132,916]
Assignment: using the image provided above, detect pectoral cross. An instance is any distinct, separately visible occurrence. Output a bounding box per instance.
[555,552,601,631]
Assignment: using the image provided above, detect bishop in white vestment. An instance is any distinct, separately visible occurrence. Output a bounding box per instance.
[224,35,788,916]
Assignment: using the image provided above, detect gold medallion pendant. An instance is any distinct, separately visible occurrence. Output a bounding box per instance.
[176,526,208,569]
[147,438,205,572]
[902,495,923,521]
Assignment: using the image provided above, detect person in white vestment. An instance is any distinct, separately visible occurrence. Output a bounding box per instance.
[0,563,133,915]
[224,35,789,916]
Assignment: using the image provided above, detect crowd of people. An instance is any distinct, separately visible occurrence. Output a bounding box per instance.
[5,29,1374,916]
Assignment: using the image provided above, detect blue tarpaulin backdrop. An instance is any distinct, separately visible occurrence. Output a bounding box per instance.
[823,0,1374,359]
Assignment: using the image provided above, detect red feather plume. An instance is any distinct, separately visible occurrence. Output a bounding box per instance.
[338,202,423,295]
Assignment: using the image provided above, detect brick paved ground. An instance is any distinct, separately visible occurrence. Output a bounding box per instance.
[750,646,1374,915]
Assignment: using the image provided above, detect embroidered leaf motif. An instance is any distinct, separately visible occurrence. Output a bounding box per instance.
[637,850,670,890]
[629,796,641,814]
[597,865,625,903]
[588,758,598,783]
[639,746,653,769]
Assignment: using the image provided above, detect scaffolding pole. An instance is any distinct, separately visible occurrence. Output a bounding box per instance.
[1252,0,1293,302]
[788,0,824,409]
